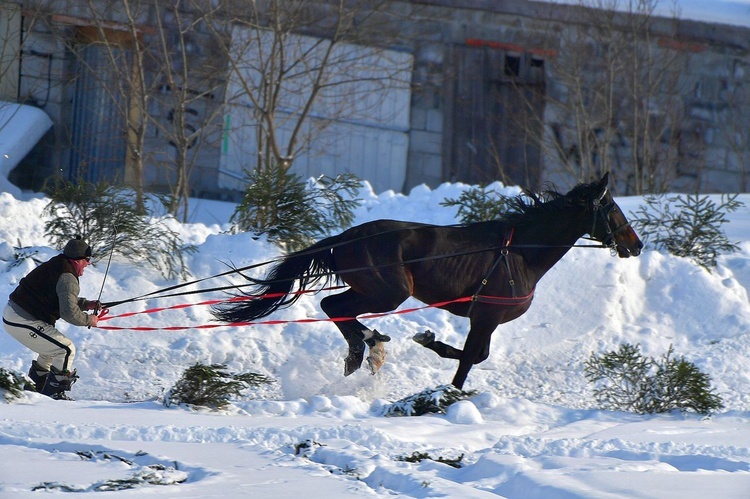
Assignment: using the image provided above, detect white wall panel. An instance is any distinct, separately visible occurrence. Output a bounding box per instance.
[220,27,412,194]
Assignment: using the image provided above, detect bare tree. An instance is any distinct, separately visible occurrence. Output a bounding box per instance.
[117,0,151,214]
[147,1,227,221]
[0,2,56,189]
[0,2,50,102]
[45,0,155,212]
[45,0,228,220]
[536,0,688,194]
[206,0,413,176]
[0,2,23,101]
[719,62,750,192]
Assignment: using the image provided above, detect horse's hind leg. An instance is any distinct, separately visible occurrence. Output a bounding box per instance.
[320,289,402,376]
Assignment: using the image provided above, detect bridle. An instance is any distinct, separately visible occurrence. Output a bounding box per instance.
[467,189,626,315]
[590,188,632,256]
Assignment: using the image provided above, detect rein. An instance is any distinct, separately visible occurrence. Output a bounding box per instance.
[100,222,455,308]
[96,288,537,332]
[101,238,609,310]
[102,195,618,310]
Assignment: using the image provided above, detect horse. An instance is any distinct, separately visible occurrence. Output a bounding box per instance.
[213,173,643,389]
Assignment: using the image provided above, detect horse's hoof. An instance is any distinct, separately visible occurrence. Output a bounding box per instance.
[413,330,435,346]
[365,329,391,347]
[344,349,364,376]
[366,341,387,375]
[344,357,360,376]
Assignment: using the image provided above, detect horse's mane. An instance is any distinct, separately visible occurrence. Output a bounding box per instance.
[499,180,598,227]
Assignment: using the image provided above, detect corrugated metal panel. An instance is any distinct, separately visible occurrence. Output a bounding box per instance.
[220,28,413,194]
[68,44,129,183]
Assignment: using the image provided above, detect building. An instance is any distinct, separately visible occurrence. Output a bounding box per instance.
[2,0,749,201]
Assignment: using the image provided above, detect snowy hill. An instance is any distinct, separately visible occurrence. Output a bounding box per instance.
[2,181,750,497]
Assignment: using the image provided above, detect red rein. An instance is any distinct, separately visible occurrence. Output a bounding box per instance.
[96,287,535,332]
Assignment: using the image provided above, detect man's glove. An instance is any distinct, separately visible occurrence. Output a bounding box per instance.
[85,300,102,311]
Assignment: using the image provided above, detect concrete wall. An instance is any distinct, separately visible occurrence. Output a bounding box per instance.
[402,0,750,194]
[7,0,750,197]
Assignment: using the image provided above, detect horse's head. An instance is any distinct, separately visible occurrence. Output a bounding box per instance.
[584,173,643,258]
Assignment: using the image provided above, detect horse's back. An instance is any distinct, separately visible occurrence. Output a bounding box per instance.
[340,219,432,238]
[334,219,506,260]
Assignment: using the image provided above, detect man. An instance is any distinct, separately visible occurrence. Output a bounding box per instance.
[2,237,100,400]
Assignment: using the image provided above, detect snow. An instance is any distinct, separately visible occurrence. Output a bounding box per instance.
[1,2,749,495]
[2,175,750,498]
[0,102,52,199]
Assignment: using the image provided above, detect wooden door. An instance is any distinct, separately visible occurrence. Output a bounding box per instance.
[447,44,545,190]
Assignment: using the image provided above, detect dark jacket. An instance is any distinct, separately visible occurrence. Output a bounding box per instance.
[10,254,79,325]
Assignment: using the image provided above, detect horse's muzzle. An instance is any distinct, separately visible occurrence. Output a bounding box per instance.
[614,226,644,258]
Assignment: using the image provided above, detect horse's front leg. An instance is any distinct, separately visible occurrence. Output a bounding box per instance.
[413,330,463,359]
[363,329,391,374]
[450,324,494,390]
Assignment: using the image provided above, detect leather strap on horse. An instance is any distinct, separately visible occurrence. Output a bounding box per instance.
[466,228,534,316]
[100,222,471,309]
[472,290,535,306]
[101,220,611,310]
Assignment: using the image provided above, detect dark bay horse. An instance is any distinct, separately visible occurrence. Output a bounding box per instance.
[213,173,643,389]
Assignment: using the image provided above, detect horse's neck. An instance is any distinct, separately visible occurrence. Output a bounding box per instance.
[512,213,587,276]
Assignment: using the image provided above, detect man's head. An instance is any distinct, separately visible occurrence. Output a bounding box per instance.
[63,238,92,276]
[63,237,92,261]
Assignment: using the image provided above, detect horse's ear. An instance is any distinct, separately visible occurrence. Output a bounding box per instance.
[599,172,609,187]
[597,172,610,196]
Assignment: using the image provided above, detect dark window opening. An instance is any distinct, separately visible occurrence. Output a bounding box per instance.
[504,55,520,77]
[449,45,546,190]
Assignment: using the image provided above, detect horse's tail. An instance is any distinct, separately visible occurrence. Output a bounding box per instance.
[212,235,341,323]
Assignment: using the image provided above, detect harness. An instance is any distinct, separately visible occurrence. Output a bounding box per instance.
[101,191,629,313]
[467,227,535,316]
[467,191,627,316]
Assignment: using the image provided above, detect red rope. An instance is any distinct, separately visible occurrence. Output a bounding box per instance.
[95,289,535,332]
[98,286,346,322]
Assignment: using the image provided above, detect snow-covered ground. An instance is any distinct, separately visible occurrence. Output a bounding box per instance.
[2,176,750,497]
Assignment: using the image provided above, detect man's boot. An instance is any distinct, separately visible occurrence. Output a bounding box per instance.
[40,366,78,400]
[25,360,49,392]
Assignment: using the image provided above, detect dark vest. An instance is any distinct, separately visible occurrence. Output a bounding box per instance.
[10,254,78,325]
